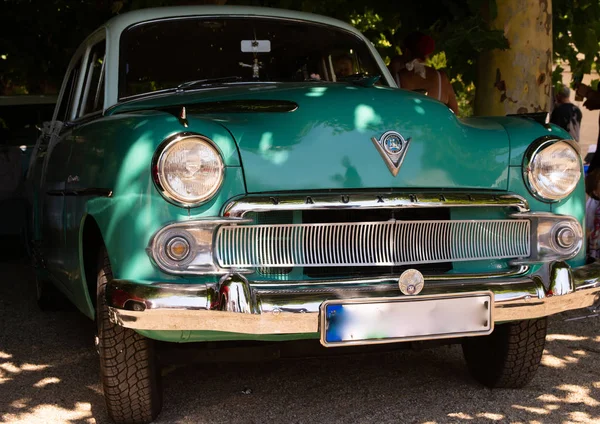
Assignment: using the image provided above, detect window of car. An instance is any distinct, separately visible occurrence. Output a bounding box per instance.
[119,17,387,99]
[79,40,106,117]
[56,58,82,123]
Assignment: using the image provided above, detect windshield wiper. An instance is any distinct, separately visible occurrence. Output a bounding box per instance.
[337,74,381,87]
[176,76,244,91]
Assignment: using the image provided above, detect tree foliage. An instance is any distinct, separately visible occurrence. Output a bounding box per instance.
[0,1,114,94]
[553,0,600,88]
[254,0,508,91]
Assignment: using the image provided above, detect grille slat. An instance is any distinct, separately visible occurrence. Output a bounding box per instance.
[216,220,530,268]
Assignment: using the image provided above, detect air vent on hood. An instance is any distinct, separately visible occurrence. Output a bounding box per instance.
[110,99,299,117]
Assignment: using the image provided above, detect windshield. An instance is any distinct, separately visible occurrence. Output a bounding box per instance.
[119,17,387,99]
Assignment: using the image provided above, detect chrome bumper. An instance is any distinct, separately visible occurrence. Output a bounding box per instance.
[107,261,600,336]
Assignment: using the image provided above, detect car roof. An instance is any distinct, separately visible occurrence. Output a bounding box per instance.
[102,5,361,36]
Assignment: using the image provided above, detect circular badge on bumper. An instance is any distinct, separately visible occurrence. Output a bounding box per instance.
[398,269,424,295]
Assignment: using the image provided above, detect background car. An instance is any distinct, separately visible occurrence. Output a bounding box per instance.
[0,95,56,255]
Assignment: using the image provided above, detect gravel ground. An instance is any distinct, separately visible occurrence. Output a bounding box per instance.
[1,257,600,424]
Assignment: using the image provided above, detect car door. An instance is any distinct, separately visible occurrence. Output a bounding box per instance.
[32,54,85,289]
[63,36,107,291]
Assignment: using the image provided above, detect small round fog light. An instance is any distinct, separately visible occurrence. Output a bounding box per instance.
[556,227,576,249]
[166,236,190,261]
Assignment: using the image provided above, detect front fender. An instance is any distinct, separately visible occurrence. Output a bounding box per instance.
[84,166,246,283]
[71,111,247,314]
[493,117,586,268]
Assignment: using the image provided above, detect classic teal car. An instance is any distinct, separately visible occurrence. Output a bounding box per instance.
[28,5,600,424]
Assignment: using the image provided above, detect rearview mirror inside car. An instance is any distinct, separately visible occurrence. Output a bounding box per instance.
[241,40,271,53]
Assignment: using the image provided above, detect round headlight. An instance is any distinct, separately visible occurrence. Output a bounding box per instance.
[525,139,581,201]
[154,133,224,206]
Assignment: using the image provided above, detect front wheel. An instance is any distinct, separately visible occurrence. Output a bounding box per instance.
[96,248,163,424]
[462,318,547,388]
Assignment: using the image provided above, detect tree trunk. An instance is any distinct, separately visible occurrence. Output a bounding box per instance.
[474,0,552,116]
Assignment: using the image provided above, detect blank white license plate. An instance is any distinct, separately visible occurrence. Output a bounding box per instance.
[320,292,494,347]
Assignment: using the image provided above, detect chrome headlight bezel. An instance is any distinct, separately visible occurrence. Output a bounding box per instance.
[523,137,581,202]
[152,132,225,208]
[147,218,251,275]
[510,212,583,265]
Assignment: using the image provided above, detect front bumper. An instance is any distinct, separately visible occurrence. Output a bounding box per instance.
[107,260,600,337]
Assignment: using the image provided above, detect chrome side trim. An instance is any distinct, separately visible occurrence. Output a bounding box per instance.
[47,188,112,197]
[223,192,530,218]
[107,261,600,340]
[215,219,531,268]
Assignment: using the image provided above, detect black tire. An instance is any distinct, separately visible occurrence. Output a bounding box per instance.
[462,318,547,388]
[97,248,163,424]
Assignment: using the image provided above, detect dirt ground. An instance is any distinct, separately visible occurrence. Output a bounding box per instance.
[1,257,599,424]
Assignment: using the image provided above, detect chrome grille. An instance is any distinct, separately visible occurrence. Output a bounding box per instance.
[215,220,530,268]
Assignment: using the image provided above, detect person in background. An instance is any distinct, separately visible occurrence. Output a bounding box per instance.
[550,85,582,141]
[333,54,354,78]
[576,83,600,173]
[388,31,459,114]
[585,169,600,259]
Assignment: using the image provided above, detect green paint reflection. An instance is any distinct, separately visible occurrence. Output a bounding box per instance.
[258,131,289,165]
[354,104,382,132]
[122,251,155,279]
[106,134,154,243]
[306,87,328,97]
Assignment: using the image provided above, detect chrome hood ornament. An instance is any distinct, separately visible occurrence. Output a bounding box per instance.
[371,131,412,176]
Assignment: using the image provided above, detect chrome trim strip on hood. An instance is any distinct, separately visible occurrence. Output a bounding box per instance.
[223,192,530,218]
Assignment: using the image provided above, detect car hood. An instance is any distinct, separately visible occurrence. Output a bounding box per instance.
[112,83,511,193]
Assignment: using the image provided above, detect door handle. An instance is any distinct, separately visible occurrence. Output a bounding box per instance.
[67,175,79,183]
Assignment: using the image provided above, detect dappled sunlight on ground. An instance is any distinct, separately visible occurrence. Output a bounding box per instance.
[0,259,106,423]
[4,402,95,424]
[476,412,505,421]
[546,334,589,342]
[1,258,599,423]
